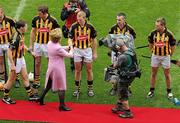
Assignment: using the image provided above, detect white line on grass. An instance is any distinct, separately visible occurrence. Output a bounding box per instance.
[13,0,27,21]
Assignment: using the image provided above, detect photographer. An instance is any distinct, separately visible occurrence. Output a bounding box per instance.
[61,0,90,38]
[61,0,90,72]
[108,12,136,96]
[110,39,139,118]
[99,35,140,118]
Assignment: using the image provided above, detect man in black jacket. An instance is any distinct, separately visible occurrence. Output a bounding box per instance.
[61,0,90,38]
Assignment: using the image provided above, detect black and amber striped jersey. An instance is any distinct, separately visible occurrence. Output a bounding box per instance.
[0,16,15,44]
[32,14,60,44]
[148,28,176,56]
[109,23,136,39]
[69,22,97,49]
[9,30,25,60]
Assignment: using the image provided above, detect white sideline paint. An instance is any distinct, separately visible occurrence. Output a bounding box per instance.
[13,0,27,20]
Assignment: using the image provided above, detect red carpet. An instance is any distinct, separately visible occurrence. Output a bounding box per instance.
[0,100,180,123]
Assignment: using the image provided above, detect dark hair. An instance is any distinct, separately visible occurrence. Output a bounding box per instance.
[117,12,126,19]
[15,20,26,29]
[156,17,166,26]
[38,5,48,14]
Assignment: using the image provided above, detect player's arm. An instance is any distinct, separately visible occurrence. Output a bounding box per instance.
[29,27,36,51]
[169,32,176,56]
[148,32,154,52]
[11,24,16,36]
[68,38,73,47]
[92,38,97,60]
[29,17,38,51]
[68,25,74,48]
[148,43,153,51]
[7,49,14,66]
[7,44,15,71]
[90,25,97,60]
[171,46,176,56]
[9,18,16,36]
[23,45,36,57]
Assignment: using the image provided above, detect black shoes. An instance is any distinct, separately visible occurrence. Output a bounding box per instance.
[119,111,134,118]
[2,97,16,104]
[32,83,40,89]
[29,94,39,101]
[111,103,124,113]
[59,105,72,111]
[112,102,133,118]
[37,98,45,105]
[147,91,154,98]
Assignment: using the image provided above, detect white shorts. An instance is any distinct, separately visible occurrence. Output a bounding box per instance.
[8,57,26,73]
[74,47,92,63]
[151,54,170,69]
[0,44,9,56]
[34,42,48,57]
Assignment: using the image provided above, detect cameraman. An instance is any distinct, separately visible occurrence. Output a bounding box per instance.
[111,39,137,118]
[61,0,90,72]
[108,12,136,96]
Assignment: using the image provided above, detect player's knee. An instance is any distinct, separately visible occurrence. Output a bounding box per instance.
[75,69,81,74]
[151,72,157,78]
[8,76,16,82]
[75,65,82,72]
[86,67,92,74]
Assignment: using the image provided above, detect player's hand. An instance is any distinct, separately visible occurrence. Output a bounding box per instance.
[31,51,36,58]
[69,47,74,53]
[92,53,97,61]
[29,45,33,51]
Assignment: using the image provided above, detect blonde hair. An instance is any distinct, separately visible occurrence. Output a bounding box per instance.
[156,17,166,26]
[0,6,4,12]
[77,11,86,19]
[49,28,62,43]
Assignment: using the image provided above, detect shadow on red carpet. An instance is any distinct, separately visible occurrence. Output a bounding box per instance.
[0,100,180,123]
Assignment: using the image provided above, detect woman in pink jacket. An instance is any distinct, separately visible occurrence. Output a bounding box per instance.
[38,28,73,111]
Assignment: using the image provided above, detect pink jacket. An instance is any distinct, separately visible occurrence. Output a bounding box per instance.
[45,41,73,91]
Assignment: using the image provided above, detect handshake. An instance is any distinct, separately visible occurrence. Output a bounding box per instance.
[68,45,74,52]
